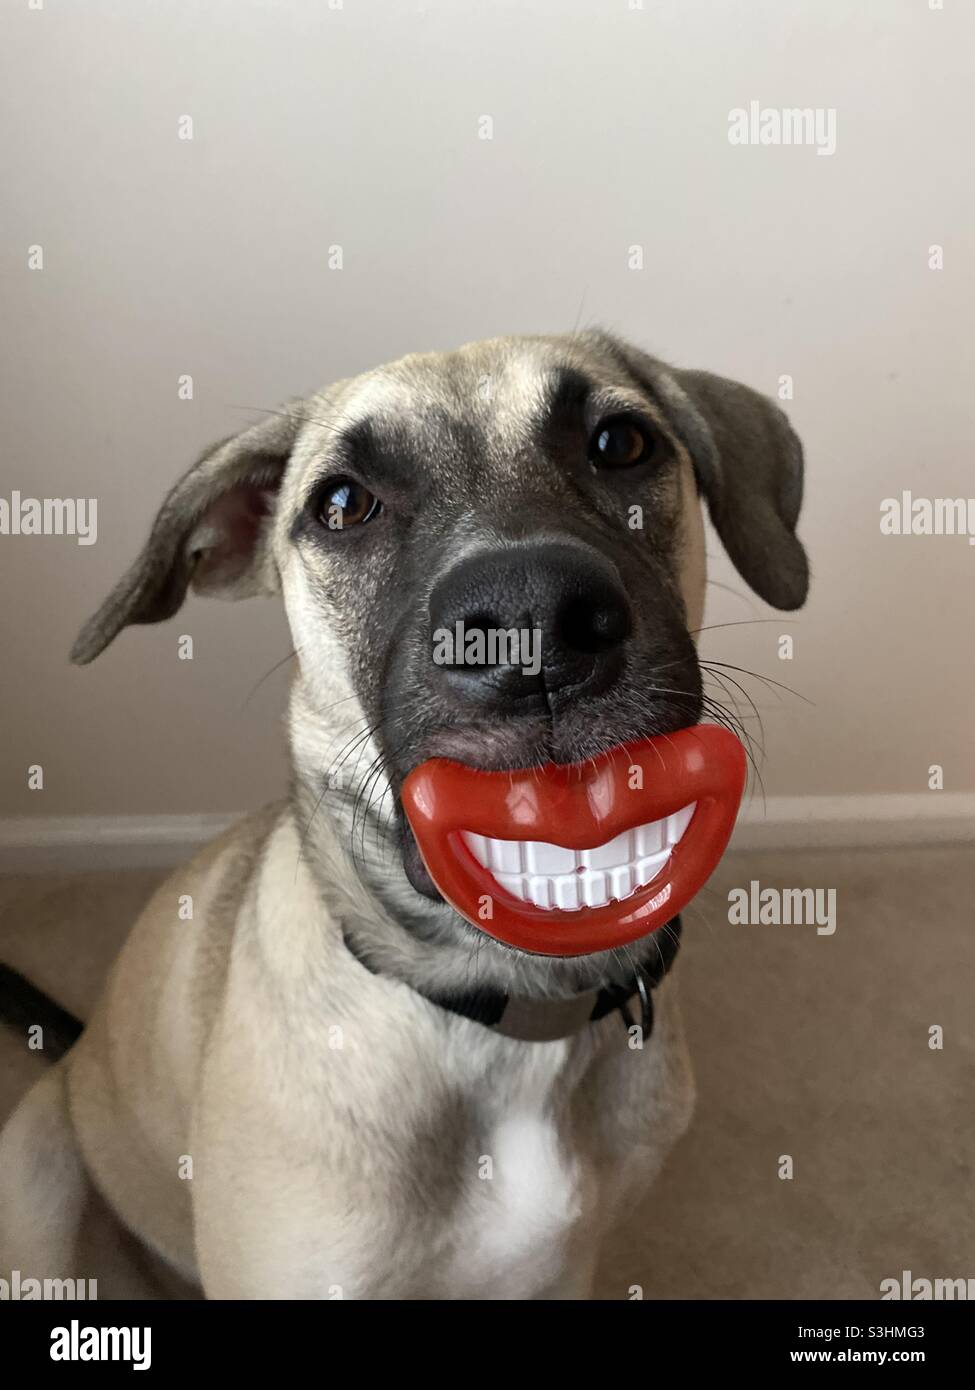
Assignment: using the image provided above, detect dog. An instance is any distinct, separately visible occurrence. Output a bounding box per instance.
[0,330,808,1299]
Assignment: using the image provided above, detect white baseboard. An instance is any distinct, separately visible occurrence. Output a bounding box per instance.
[0,795,972,874]
[732,793,975,850]
[0,813,238,874]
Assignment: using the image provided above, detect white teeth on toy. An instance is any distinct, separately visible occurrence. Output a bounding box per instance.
[460,805,696,911]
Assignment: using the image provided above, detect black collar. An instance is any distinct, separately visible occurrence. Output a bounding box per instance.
[341,917,682,1044]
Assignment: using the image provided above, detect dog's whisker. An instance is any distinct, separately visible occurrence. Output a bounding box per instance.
[296,720,381,875]
[226,402,364,442]
[702,668,767,758]
[701,659,815,705]
[690,618,790,636]
[704,577,756,604]
[240,646,300,711]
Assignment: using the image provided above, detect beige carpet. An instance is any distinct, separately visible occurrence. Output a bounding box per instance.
[1,844,972,1299]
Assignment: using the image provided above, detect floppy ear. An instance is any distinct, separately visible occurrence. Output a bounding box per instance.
[588,332,809,610]
[71,405,303,664]
[667,367,809,610]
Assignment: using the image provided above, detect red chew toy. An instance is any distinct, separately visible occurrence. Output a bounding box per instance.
[402,724,746,957]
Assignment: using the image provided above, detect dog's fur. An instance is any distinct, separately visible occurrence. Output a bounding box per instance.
[0,331,807,1299]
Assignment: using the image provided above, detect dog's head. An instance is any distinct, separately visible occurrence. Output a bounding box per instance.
[74,331,807,980]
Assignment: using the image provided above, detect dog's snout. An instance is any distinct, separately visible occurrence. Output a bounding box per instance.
[428,542,632,712]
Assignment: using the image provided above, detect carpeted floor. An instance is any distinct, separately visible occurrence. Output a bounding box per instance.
[1,844,972,1299]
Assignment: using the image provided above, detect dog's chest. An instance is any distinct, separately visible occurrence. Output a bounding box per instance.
[435,1044,596,1299]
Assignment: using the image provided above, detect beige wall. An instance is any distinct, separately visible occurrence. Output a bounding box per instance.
[2,0,973,827]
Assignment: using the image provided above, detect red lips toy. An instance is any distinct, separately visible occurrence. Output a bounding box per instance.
[402,724,746,957]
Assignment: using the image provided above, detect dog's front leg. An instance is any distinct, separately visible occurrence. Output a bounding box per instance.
[0,1063,174,1298]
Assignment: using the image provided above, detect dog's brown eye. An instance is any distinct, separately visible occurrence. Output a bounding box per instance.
[589,417,654,469]
[317,477,381,531]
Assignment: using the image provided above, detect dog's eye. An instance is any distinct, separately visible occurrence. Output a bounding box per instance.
[316,477,381,531]
[589,417,655,469]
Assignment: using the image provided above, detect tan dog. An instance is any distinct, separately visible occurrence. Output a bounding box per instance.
[0,332,807,1299]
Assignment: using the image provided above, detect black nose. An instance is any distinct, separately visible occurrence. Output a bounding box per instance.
[428,542,632,713]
